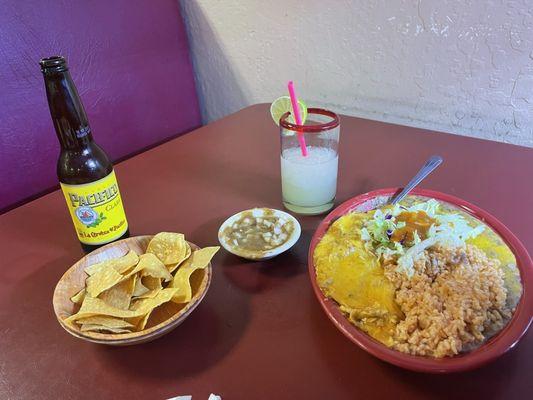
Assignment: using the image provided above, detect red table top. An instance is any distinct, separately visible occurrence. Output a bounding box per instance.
[1,104,532,399]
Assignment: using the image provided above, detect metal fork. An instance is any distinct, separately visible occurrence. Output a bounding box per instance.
[390,155,443,205]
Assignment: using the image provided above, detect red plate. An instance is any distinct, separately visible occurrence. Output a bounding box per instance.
[308,188,533,373]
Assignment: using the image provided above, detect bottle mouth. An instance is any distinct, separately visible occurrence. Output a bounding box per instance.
[39,56,68,73]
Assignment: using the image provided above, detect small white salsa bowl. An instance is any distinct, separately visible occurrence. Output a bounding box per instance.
[218,208,301,261]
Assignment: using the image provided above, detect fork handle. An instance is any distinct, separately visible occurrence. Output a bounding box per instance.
[391,155,443,205]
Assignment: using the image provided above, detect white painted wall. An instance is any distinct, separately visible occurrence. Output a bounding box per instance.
[180,0,533,147]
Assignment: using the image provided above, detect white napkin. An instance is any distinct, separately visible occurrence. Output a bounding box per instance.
[166,394,221,400]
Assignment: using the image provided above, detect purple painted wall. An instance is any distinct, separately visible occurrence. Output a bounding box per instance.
[0,0,201,212]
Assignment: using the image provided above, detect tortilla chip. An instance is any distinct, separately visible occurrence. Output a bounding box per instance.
[169,270,197,304]
[142,276,163,291]
[131,311,153,331]
[132,276,150,297]
[70,288,86,304]
[84,250,138,276]
[127,289,178,331]
[65,296,146,325]
[147,232,187,264]
[122,253,172,282]
[138,312,152,330]
[129,288,178,315]
[170,246,219,303]
[134,288,162,299]
[86,267,123,298]
[98,275,136,309]
[80,324,131,334]
[66,233,219,335]
[167,242,192,273]
[76,315,134,329]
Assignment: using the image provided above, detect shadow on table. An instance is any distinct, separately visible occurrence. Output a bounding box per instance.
[375,353,517,399]
[190,214,308,295]
[217,227,311,295]
[95,216,252,379]
[220,250,304,295]
[96,296,249,380]
[93,233,252,380]
[10,246,250,381]
[306,295,520,399]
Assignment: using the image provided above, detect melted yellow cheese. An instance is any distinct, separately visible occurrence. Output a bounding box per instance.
[314,213,402,346]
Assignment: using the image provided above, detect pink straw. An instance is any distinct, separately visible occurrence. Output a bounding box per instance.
[287,81,308,157]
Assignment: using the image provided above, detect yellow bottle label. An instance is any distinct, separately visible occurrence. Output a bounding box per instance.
[60,170,128,245]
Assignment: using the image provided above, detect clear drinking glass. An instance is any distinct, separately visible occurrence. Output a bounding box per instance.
[280,108,340,215]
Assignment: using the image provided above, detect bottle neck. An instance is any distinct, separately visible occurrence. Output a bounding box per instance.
[43,69,94,150]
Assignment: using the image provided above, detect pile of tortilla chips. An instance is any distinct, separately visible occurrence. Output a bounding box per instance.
[66,232,219,334]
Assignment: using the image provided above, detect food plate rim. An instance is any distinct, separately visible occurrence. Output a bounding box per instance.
[307,188,533,373]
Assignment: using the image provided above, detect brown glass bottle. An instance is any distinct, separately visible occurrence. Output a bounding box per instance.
[40,56,129,252]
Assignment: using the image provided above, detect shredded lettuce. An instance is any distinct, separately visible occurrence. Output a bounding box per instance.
[361,199,485,277]
[404,198,440,217]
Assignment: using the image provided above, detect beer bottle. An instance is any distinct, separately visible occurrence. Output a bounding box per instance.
[40,56,129,252]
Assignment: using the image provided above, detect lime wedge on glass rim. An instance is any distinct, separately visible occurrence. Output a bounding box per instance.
[270,96,308,126]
